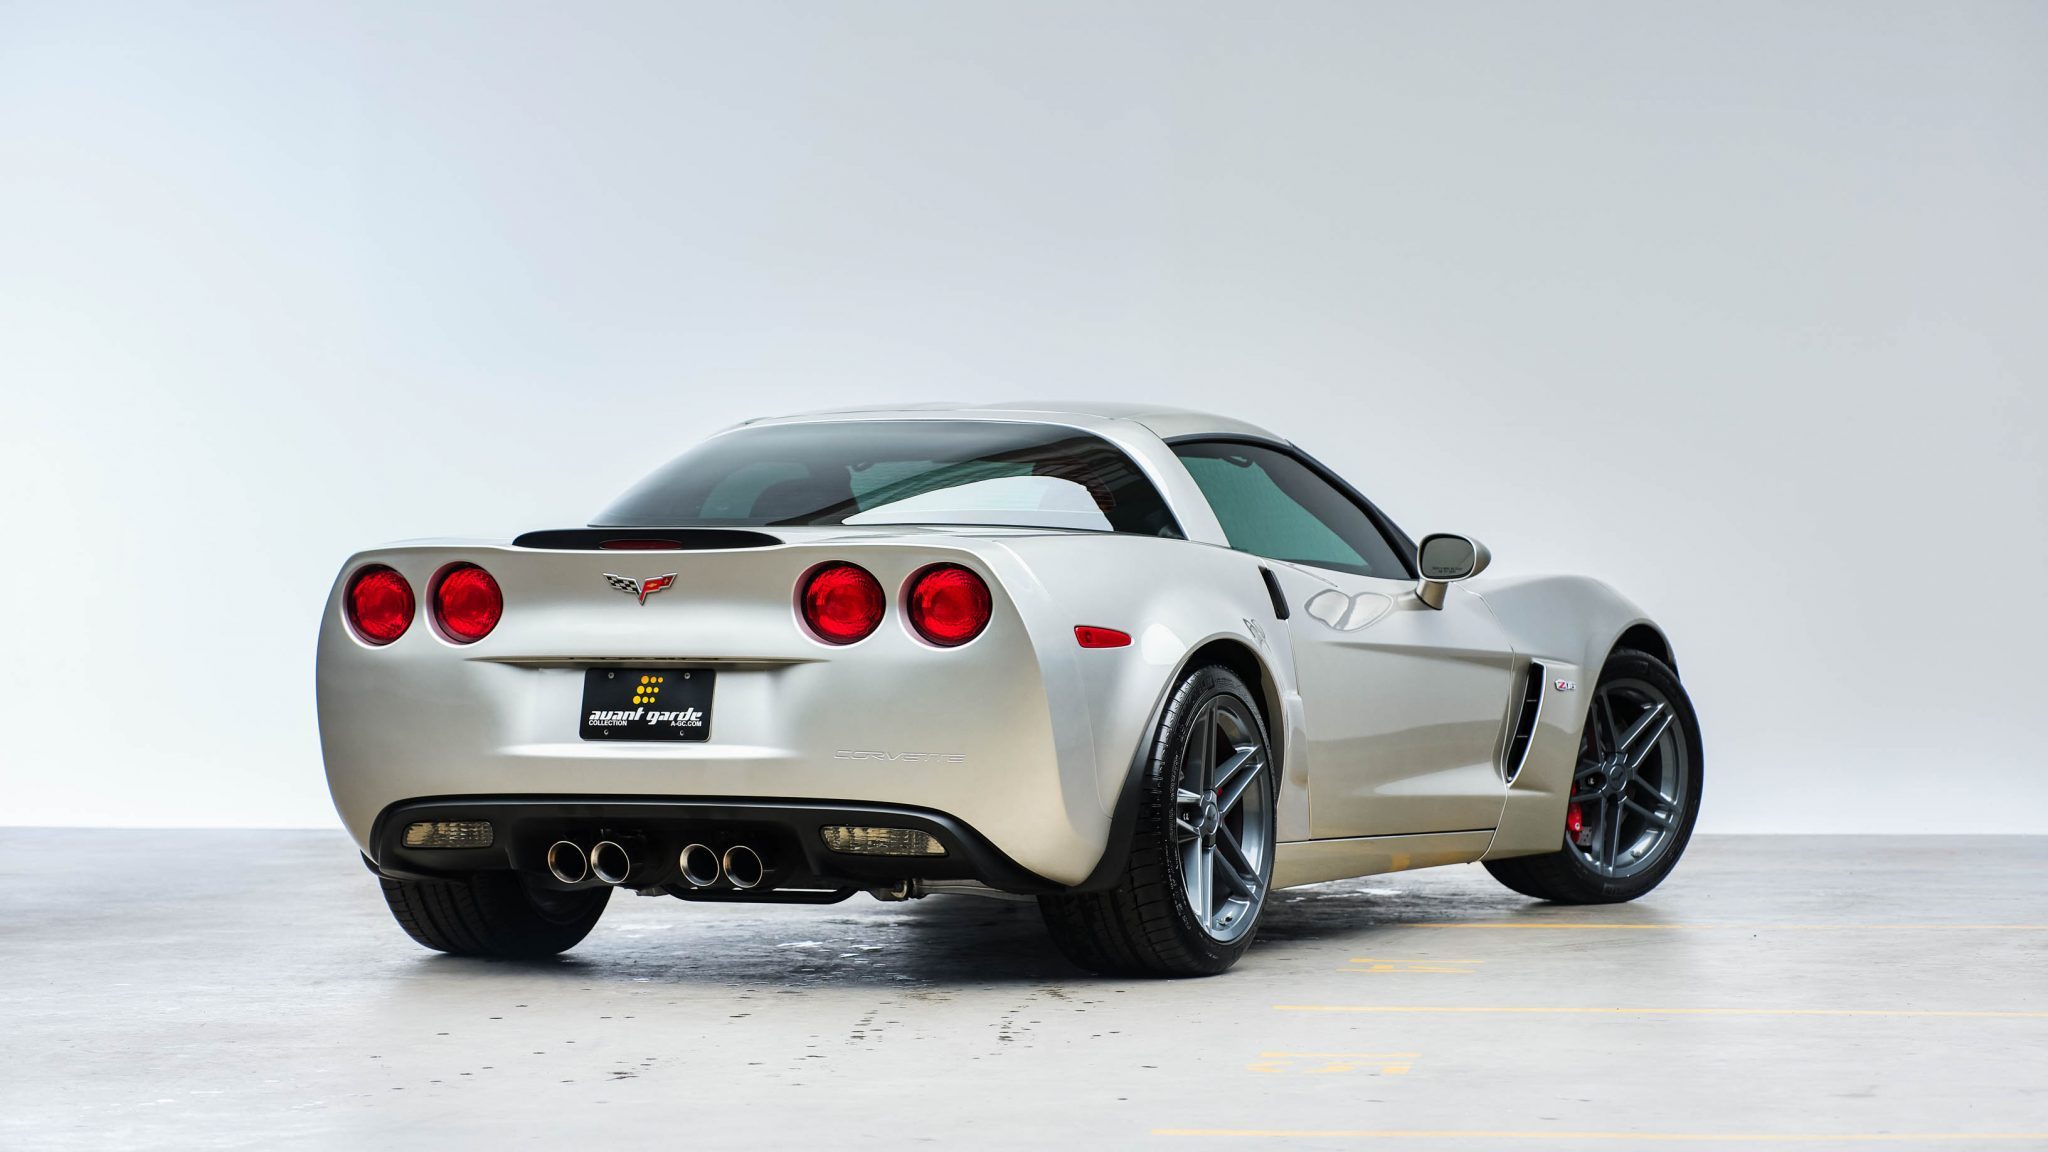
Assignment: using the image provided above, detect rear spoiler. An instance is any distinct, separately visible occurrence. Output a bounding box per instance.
[511,528,783,551]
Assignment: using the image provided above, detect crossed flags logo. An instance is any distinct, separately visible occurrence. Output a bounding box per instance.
[603,572,679,604]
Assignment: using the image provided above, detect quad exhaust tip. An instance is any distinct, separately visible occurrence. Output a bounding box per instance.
[546,840,589,885]
[679,843,721,888]
[722,844,765,890]
[589,840,635,886]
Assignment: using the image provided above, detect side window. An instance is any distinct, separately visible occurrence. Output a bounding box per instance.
[1173,441,1409,579]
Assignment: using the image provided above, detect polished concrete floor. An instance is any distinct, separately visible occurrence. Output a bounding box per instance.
[2,833,2044,1150]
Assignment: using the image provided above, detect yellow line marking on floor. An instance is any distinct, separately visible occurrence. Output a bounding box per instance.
[1349,958,1487,964]
[1253,1052,1421,1058]
[1276,1005,2048,1019]
[1154,1130,2048,1143]
[1343,959,1482,973]
[1405,922,2048,931]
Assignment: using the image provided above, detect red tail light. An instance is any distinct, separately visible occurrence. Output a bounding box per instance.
[345,565,414,645]
[432,564,503,643]
[801,562,885,644]
[906,564,992,647]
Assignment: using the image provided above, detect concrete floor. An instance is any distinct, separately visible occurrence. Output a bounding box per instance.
[2,833,2044,1150]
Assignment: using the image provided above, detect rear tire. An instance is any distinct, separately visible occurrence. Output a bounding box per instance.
[1484,648,1703,904]
[378,872,610,958]
[1039,665,1277,978]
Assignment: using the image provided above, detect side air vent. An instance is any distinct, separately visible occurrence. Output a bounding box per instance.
[513,528,782,551]
[1503,661,1546,784]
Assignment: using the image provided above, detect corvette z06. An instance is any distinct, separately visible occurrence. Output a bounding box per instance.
[318,403,1702,976]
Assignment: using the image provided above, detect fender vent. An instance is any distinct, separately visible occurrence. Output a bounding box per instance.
[1503,661,1546,784]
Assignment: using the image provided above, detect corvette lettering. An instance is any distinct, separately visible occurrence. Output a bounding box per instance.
[834,750,967,763]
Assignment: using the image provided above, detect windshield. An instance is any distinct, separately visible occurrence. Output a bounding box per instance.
[595,420,1184,537]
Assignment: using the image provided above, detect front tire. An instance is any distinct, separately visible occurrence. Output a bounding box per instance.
[1039,665,1277,977]
[378,871,610,958]
[1484,648,1703,904]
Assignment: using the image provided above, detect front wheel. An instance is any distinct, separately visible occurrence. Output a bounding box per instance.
[1039,664,1277,977]
[1485,648,1703,904]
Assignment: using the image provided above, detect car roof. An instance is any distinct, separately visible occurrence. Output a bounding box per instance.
[743,401,1285,444]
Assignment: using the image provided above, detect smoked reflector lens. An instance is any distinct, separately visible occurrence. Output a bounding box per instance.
[402,820,494,849]
[819,826,947,857]
[345,565,414,645]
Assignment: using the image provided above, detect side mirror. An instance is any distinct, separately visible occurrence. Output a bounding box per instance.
[1415,533,1490,610]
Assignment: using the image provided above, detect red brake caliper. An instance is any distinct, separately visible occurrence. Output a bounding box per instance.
[1567,802,1590,847]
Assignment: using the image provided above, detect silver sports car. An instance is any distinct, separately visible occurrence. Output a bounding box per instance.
[318,403,1702,976]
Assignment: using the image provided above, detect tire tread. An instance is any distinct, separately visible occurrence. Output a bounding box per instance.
[377,872,608,958]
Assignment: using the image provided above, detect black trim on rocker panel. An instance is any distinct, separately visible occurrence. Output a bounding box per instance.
[368,796,1062,894]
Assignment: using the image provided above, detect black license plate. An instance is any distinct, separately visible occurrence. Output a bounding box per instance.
[579,668,713,741]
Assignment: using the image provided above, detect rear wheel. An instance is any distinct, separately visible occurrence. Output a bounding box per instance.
[1485,648,1702,904]
[1040,665,1277,977]
[378,871,610,958]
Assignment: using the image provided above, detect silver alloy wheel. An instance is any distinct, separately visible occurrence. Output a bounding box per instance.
[1569,676,1691,879]
[1173,696,1272,943]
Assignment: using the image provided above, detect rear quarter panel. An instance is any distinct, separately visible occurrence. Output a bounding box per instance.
[977,533,1309,843]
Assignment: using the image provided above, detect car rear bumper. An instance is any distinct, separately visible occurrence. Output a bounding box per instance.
[368,795,1064,894]
[315,534,1232,889]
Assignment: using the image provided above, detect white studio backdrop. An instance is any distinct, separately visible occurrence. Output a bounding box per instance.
[2,1,2043,831]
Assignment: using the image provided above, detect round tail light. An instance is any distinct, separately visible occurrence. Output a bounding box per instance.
[906,564,991,647]
[800,562,886,644]
[432,564,503,643]
[345,565,414,645]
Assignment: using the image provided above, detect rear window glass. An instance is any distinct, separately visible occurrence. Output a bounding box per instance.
[596,420,1184,537]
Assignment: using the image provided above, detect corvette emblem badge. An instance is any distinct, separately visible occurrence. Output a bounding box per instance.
[604,572,679,604]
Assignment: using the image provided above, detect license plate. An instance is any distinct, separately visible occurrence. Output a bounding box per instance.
[579,668,713,741]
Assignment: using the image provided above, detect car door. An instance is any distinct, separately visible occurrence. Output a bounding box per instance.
[1171,439,1516,838]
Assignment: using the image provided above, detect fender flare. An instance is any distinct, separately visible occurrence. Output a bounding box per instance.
[1068,636,1284,892]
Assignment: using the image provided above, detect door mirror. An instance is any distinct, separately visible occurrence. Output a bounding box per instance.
[1415,533,1490,609]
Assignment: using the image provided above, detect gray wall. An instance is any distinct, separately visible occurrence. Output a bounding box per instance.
[3,2,2043,830]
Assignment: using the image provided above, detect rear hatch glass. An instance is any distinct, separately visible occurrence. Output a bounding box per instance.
[596,420,1182,537]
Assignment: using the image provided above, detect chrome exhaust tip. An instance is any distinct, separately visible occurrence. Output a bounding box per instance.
[722,844,766,890]
[589,840,636,886]
[679,843,721,888]
[546,840,589,884]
